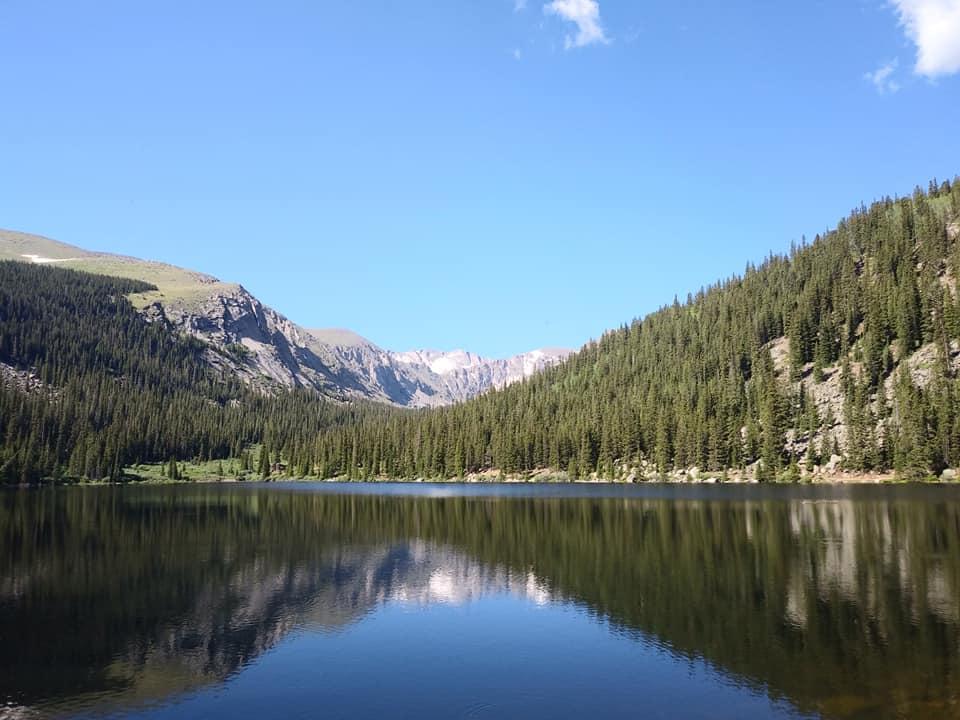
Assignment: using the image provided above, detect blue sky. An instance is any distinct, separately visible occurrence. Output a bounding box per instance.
[2,1,959,357]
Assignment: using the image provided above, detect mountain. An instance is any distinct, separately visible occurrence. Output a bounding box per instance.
[307,328,572,406]
[0,259,267,482]
[392,347,572,400]
[0,230,569,407]
[308,179,960,481]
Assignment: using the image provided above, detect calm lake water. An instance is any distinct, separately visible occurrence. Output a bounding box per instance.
[2,483,960,719]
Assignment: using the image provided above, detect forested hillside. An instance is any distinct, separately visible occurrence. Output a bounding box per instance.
[0,263,359,483]
[308,180,960,481]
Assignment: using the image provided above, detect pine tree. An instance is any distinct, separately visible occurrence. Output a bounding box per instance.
[259,445,270,479]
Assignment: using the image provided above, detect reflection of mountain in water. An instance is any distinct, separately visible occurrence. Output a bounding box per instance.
[60,541,548,719]
[0,490,556,718]
[346,540,552,609]
[1,487,959,719]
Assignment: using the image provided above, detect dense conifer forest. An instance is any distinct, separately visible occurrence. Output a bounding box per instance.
[1,179,959,483]
[0,263,359,483]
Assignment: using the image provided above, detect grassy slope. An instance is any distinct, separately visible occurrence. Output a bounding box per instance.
[128,446,261,482]
[0,229,336,352]
[0,229,239,312]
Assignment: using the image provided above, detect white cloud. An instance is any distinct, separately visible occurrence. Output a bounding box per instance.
[543,0,609,49]
[514,0,527,12]
[891,0,960,77]
[865,58,901,93]
[513,48,522,60]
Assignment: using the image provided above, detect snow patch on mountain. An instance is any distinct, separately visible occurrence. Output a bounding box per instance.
[21,253,78,264]
[394,349,484,375]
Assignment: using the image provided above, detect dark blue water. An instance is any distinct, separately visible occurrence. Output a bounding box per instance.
[2,482,959,719]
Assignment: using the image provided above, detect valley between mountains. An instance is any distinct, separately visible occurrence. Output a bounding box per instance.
[0,229,570,408]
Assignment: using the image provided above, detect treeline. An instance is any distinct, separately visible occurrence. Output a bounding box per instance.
[307,179,960,481]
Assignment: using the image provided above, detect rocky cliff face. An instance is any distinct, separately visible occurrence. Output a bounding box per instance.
[138,285,573,407]
[140,284,347,397]
[142,285,572,407]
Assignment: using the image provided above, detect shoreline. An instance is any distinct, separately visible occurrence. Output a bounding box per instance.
[10,470,957,488]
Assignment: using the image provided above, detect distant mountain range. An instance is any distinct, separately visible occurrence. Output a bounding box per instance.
[0,229,571,406]
[312,331,571,407]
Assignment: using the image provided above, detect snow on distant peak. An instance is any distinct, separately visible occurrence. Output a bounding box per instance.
[393,349,483,375]
[429,355,462,375]
[428,350,483,375]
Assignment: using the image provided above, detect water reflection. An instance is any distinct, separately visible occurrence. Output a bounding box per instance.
[1,485,959,719]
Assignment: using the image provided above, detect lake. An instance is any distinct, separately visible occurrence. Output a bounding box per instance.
[2,482,959,719]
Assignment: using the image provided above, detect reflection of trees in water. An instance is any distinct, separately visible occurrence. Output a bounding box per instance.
[782,500,960,631]
[1,487,958,719]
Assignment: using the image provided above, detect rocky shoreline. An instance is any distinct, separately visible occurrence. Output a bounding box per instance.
[37,467,957,488]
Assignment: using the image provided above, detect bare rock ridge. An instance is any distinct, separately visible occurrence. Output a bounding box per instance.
[392,347,572,401]
[0,229,571,407]
[307,328,572,406]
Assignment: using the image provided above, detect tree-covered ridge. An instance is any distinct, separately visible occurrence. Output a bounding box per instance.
[1,263,216,393]
[0,262,357,483]
[308,180,960,481]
